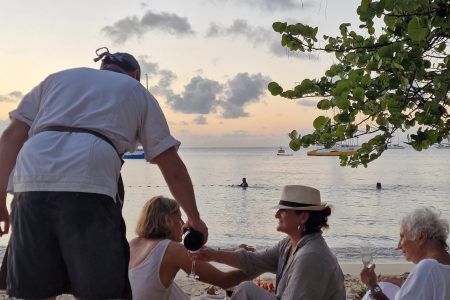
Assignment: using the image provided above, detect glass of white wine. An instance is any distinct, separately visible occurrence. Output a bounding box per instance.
[360,241,374,268]
[187,250,200,281]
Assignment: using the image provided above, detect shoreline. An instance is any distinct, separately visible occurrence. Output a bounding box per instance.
[0,262,412,299]
[175,262,413,299]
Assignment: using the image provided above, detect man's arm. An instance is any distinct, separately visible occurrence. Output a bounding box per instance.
[153,147,208,243]
[0,119,30,235]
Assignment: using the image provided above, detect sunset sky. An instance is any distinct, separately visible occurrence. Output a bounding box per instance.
[0,0,362,147]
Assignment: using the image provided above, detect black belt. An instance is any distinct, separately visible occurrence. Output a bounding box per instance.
[36,126,125,205]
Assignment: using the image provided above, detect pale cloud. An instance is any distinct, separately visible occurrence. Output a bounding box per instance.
[0,91,23,103]
[205,19,270,45]
[269,40,320,60]
[221,73,270,118]
[165,72,270,119]
[166,76,222,114]
[205,19,317,59]
[297,98,320,107]
[207,0,313,11]
[193,115,207,125]
[244,0,313,11]
[102,10,195,44]
[138,57,177,96]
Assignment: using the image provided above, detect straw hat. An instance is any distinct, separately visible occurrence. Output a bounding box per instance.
[272,185,328,211]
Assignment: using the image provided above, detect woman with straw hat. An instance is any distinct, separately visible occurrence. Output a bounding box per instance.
[199,185,346,299]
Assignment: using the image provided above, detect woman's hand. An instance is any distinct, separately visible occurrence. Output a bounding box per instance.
[238,244,256,252]
[360,264,378,289]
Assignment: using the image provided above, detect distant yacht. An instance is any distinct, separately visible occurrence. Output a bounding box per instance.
[123,147,145,159]
[307,144,360,156]
[307,139,360,156]
[277,147,293,156]
[386,136,405,149]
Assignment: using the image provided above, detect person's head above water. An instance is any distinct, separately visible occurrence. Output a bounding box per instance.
[94,47,141,81]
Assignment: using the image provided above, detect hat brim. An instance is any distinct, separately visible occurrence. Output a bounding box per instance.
[272,203,328,211]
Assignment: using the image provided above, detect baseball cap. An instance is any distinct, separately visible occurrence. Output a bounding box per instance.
[94,47,141,81]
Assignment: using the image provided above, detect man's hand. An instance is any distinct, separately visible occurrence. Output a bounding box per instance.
[185,217,208,245]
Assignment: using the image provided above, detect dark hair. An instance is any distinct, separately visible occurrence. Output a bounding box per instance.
[297,207,332,235]
[94,47,141,80]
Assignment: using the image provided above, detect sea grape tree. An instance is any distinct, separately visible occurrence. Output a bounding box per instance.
[269,0,450,167]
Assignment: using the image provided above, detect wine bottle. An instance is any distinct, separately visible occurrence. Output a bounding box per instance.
[183,228,204,251]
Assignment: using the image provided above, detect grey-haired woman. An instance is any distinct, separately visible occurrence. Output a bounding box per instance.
[361,207,450,300]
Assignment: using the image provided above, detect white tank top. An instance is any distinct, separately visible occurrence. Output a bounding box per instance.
[129,239,190,300]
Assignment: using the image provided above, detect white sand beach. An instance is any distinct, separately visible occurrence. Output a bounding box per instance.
[177,262,413,299]
[0,262,411,300]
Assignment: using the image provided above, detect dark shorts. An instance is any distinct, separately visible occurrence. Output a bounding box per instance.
[7,192,131,299]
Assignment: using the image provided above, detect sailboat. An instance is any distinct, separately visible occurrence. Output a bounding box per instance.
[387,137,405,149]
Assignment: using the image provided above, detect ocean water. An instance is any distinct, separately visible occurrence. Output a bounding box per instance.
[2,147,450,263]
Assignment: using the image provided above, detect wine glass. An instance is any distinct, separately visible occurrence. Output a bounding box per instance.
[360,242,374,268]
[187,250,200,281]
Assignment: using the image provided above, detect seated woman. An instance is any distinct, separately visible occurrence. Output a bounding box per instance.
[128,196,251,300]
[360,207,450,300]
[199,185,346,300]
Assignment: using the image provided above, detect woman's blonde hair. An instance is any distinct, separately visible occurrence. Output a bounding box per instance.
[135,196,180,239]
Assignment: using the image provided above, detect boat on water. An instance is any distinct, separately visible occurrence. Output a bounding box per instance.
[277,147,293,156]
[307,144,360,156]
[387,143,405,149]
[387,137,405,149]
[123,147,145,159]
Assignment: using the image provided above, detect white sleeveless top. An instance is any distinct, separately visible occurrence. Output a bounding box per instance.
[129,239,190,300]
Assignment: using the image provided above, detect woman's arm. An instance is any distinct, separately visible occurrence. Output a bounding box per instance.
[198,246,243,269]
[165,242,252,289]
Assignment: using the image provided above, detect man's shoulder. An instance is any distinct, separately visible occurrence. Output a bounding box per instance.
[51,67,96,76]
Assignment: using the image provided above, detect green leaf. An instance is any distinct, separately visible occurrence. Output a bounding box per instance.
[268,82,283,96]
[288,130,298,140]
[289,138,301,151]
[317,99,331,110]
[384,0,394,11]
[384,15,396,28]
[336,95,350,109]
[407,17,429,42]
[353,87,365,101]
[272,22,287,33]
[313,116,328,130]
[436,42,446,52]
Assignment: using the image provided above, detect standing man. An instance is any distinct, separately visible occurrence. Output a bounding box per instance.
[0,47,208,299]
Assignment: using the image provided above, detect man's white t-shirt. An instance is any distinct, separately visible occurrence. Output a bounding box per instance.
[9,67,180,199]
[395,258,450,300]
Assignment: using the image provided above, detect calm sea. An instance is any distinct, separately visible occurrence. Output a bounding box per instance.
[2,147,450,262]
